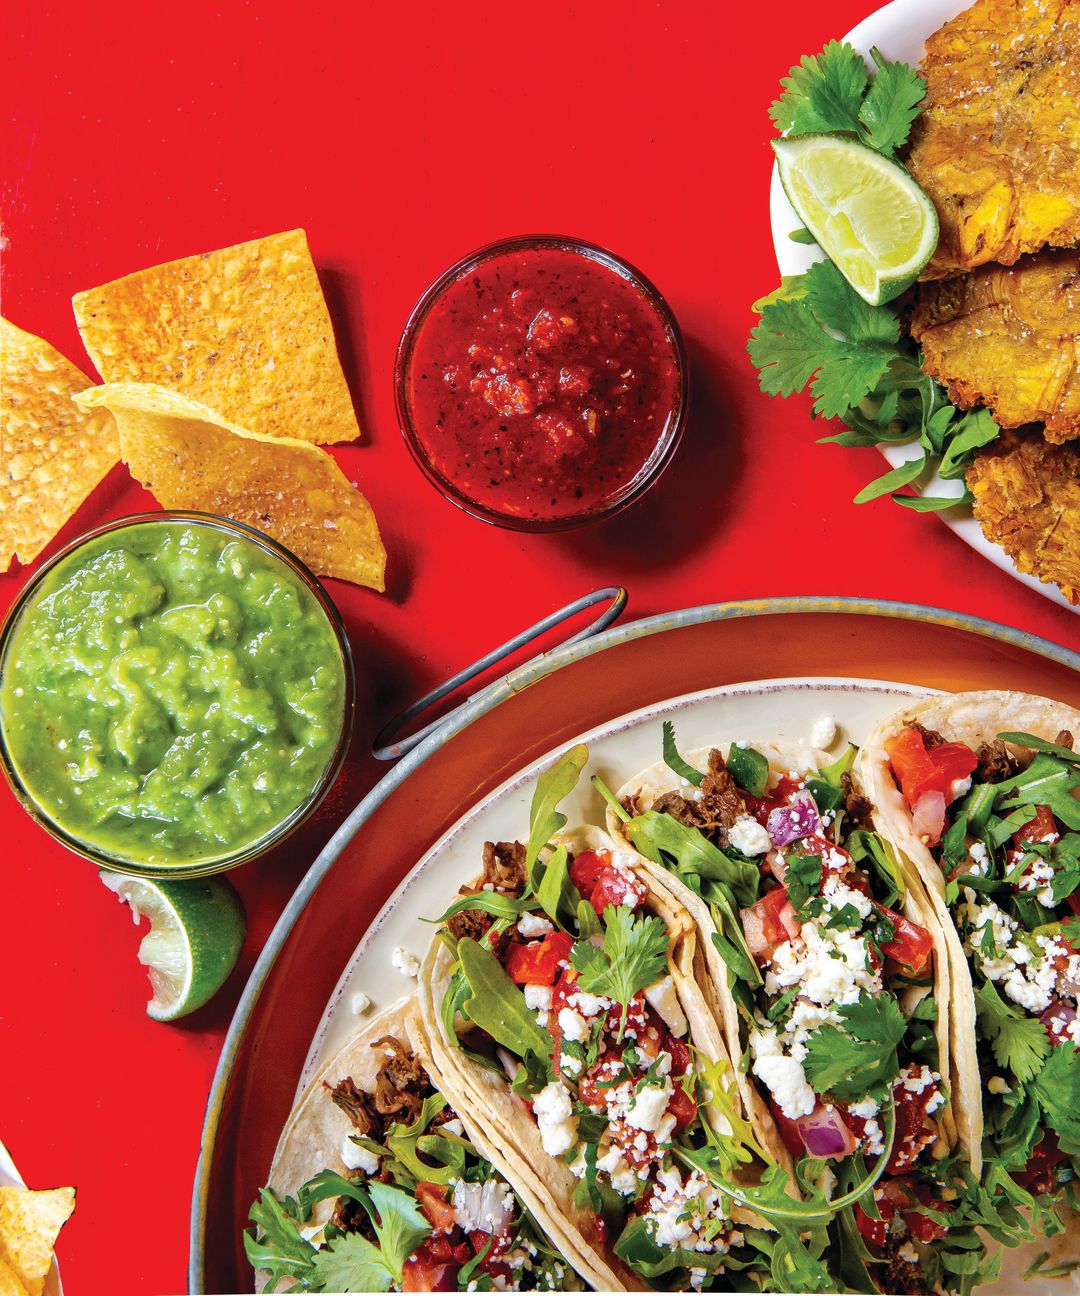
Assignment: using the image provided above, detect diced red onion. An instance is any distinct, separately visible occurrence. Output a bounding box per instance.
[796,1102,857,1159]
[1041,1002,1077,1045]
[912,791,947,846]
[767,795,821,847]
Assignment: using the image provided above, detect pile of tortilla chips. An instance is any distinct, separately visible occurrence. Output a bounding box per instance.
[0,1185,75,1296]
[1,229,385,589]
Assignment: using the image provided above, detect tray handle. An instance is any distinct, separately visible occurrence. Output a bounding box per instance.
[372,586,628,760]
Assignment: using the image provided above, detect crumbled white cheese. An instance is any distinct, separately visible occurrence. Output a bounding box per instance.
[898,1241,919,1264]
[391,946,420,977]
[567,990,611,1017]
[350,991,371,1016]
[848,1096,880,1120]
[524,983,553,1011]
[639,1165,738,1254]
[1018,857,1056,908]
[557,1006,589,1042]
[517,911,554,938]
[596,1145,640,1195]
[767,919,881,1008]
[443,1118,464,1135]
[810,715,838,749]
[967,840,989,876]
[728,813,773,857]
[533,1081,578,1157]
[749,1027,816,1119]
[626,1077,675,1132]
[644,975,689,1037]
[340,1137,379,1173]
[948,776,973,802]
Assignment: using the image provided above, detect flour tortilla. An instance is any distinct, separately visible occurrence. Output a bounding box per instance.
[857,691,1080,1176]
[261,999,601,1292]
[608,739,960,1170]
[418,824,760,1292]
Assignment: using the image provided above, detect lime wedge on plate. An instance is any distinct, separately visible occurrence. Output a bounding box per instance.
[100,871,246,1021]
[774,134,938,305]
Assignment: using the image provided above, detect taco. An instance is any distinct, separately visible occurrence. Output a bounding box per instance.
[858,690,1080,1216]
[418,746,811,1293]
[600,723,981,1288]
[244,999,589,1291]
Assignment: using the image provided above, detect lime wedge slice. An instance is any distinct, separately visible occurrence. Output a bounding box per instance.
[774,134,939,306]
[100,871,246,1021]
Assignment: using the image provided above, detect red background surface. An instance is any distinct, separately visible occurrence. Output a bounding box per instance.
[1,2,1076,1292]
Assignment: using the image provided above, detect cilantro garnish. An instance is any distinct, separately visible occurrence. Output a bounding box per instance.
[974,980,1049,1084]
[309,1182,431,1292]
[802,994,906,1101]
[570,904,668,1039]
[1031,1045,1080,1155]
[661,720,704,786]
[784,853,823,916]
[769,42,924,158]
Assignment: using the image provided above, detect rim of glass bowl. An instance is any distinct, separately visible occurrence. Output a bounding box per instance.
[0,511,356,879]
[394,233,690,532]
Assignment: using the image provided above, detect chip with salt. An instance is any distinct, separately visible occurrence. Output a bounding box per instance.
[0,1186,75,1296]
[74,383,386,590]
[0,317,119,572]
[72,229,360,445]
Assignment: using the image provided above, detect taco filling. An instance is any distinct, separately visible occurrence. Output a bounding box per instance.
[246,1027,580,1292]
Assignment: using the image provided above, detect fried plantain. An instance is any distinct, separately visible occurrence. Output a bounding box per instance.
[909,248,1080,443]
[906,0,1080,279]
[966,428,1080,604]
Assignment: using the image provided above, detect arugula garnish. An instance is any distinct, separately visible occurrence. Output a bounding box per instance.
[457,938,555,1061]
[802,994,906,1101]
[661,720,704,786]
[245,1188,318,1291]
[570,905,668,1039]
[525,744,588,874]
[769,42,924,158]
[974,979,1049,1084]
[727,742,770,798]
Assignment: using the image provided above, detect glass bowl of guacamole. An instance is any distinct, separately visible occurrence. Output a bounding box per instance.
[0,513,354,877]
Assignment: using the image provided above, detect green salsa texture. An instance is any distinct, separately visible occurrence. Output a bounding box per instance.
[0,521,346,866]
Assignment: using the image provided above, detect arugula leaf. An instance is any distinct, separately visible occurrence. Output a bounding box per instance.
[996,755,1080,830]
[769,40,867,136]
[429,891,532,925]
[457,938,555,1061]
[847,829,905,907]
[998,731,1080,766]
[525,744,588,873]
[310,1182,430,1291]
[533,843,575,928]
[727,742,770,798]
[894,491,970,512]
[244,1189,317,1291]
[570,905,668,1038]
[627,811,760,907]
[974,979,1049,1083]
[662,720,704,786]
[613,1216,730,1280]
[802,995,906,1101]
[938,408,999,479]
[853,452,926,504]
[1031,1045,1080,1155]
[858,47,925,155]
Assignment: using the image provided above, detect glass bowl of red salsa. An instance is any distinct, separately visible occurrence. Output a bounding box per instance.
[396,235,688,530]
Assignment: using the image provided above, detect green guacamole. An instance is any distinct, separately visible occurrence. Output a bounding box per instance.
[0,521,346,867]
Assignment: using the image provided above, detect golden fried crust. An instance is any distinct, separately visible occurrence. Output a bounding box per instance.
[906,0,1080,278]
[967,428,1080,603]
[909,249,1080,443]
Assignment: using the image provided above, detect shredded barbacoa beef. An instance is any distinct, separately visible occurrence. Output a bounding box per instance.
[329,1187,377,1239]
[840,772,874,829]
[883,1241,930,1296]
[975,738,1022,783]
[912,721,947,749]
[372,1035,434,1122]
[653,748,744,846]
[445,840,526,951]
[1056,729,1075,750]
[329,1076,382,1137]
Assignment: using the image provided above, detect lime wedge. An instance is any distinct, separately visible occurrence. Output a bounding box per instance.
[774,134,938,306]
[100,871,246,1021]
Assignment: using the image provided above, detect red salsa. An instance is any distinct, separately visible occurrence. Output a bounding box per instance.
[400,240,684,525]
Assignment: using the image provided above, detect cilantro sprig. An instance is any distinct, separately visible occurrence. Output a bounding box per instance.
[975,979,1049,1084]
[802,994,906,1101]
[770,41,924,159]
[570,904,668,1039]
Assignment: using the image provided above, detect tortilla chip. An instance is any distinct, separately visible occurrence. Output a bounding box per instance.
[0,1253,30,1296]
[74,383,385,590]
[0,1187,74,1296]
[72,230,360,445]
[0,317,119,571]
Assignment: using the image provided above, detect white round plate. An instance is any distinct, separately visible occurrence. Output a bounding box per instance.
[768,0,1074,613]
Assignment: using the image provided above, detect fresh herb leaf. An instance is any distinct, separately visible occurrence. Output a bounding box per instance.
[893,491,969,512]
[974,979,1049,1083]
[802,994,906,1100]
[853,452,926,504]
[662,720,704,786]
[998,732,1080,766]
[938,408,999,479]
[244,1189,317,1291]
[457,938,555,1061]
[727,742,770,798]
[858,48,925,156]
[628,811,760,907]
[785,853,823,915]
[310,1182,431,1291]
[532,843,575,928]
[788,226,818,245]
[570,905,668,1038]
[996,755,1080,830]
[1031,1044,1080,1154]
[769,40,867,137]
[429,891,533,925]
[526,744,588,874]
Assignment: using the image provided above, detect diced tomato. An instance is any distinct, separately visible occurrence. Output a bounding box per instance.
[886,726,977,811]
[569,849,647,915]
[1014,805,1060,849]
[767,1097,807,1161]
[504,931,574,985]
[1017,1132,1069,1196]
[415,1182,456,1233]
[592,1213,609,1245]
[887,1179,947,1245]
[668,1083,697,1131]
[854,1191,893,1251]
[467,1229,511,1267]
[799,832,856,883]
[885,1082,939,1175]
[741,775,804,826]
[742,887,800,963]
[578,1050,620,1109]
[667,1036,691,1076]
[402,1237,469,1291]
[874,904,934,977]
